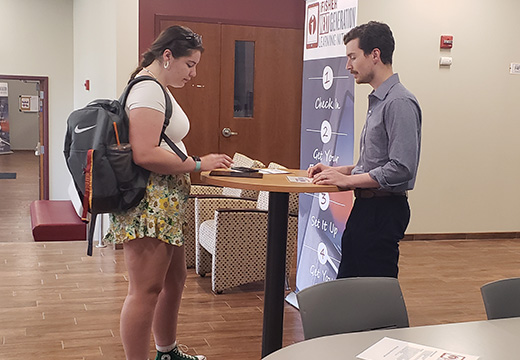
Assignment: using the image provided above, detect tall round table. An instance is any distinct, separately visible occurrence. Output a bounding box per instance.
[200,169,338,357]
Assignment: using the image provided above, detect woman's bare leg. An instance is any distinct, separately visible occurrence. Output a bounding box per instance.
[152,244,187,346]
[120,237,173,360]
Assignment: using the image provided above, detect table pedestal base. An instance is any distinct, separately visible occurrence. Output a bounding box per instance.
[261,192,289,358]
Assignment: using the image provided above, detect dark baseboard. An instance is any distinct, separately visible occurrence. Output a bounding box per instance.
[403,232,520,241]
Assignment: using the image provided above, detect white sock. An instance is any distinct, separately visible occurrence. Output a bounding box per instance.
[156,341,177,353]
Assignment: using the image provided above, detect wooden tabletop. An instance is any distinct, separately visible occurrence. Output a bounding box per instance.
[200,169,339,193]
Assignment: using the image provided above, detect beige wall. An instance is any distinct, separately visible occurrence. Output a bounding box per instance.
[73,0,139,109]
[115,0,140,95]
[356,0,520,234]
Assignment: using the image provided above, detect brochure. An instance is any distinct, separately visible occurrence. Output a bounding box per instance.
[357,337,479,360]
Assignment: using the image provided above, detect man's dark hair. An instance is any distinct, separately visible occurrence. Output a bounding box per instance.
[343,21,395,65]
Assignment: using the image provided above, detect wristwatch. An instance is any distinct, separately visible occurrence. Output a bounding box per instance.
[191,155,201,172]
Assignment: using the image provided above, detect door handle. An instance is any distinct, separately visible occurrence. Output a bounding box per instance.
[222,127,238,138]
[34,142,41,156]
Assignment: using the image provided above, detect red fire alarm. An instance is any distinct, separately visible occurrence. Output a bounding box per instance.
[84,79,90,91]
[440,35,453,49]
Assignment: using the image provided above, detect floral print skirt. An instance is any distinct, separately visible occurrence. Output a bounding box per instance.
[103,172,191,246]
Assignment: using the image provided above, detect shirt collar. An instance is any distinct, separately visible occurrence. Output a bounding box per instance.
[370,73,400,100]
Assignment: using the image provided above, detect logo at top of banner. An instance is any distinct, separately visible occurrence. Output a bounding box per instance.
[306,2,319,49]
[304,0,358,61]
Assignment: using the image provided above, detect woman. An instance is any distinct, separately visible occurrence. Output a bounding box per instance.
[104,25,232,360]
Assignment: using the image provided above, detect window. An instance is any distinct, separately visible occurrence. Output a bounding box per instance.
[234,41,255,118]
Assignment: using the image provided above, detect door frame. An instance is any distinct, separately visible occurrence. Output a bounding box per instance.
[153,15,303,42]
[0,74,49,200]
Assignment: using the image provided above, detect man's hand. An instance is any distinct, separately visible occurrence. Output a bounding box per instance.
[311,168,379,191]
[311,168,352,189]
[307,163,331,177]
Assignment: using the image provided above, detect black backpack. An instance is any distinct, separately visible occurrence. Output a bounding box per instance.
[64,76,187,255]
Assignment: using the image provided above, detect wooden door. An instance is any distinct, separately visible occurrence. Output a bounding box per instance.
[157,20,303,180]
[219,24,303,169]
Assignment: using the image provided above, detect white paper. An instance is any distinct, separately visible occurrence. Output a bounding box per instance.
[19,95,39,112]
[0,82,8,96]
[259,168,290,174]
[357,337,479,360]
[287,176,312,183]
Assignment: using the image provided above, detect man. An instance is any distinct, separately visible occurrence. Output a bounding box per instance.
[308,21,422,278]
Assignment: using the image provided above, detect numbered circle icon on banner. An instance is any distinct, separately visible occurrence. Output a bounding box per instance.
[319,192,330,211]
[322,66,333,90]
[317,242,329,265]
[320,120,332,144]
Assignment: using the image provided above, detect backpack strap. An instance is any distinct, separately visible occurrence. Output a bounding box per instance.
[121,76,188,161]
[82,149,94,221]
[159,98,188,161]
[160,132,187,161]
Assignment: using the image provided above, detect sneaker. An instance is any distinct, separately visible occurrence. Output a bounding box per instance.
[155,344,206,360]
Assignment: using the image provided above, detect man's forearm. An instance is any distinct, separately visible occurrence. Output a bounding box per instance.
[338,165,355,175]
[345,173,380,189]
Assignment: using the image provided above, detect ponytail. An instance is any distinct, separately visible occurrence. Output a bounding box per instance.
[130,51,156,80]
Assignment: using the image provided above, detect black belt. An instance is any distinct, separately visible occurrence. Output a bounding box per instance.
[354,189,407,199]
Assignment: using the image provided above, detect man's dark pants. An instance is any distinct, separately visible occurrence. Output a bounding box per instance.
[336,195,410,279]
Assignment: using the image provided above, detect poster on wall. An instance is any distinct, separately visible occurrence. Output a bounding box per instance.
[19,95,39,113]
[0,82,12,154]
[294,0,358,297]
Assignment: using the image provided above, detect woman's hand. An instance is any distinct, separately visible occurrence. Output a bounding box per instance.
[200,153,233,171]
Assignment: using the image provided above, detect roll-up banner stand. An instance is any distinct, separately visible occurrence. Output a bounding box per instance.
[286,0,357,308]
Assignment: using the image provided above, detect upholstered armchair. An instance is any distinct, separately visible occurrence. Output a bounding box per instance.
[184,153,265,268]
[194,163,298,293]
[184,184,224,268]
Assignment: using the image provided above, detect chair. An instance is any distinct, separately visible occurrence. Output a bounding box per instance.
[296,277,409,340]
[184,184,224,268]
[194,162,298,293]
[481,277,520,320]
[183,153,265,268]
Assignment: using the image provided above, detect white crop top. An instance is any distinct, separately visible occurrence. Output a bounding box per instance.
[125,78,190,156]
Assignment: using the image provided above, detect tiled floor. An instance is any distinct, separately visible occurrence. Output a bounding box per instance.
[0,150,39,243]
[1,238,520,359]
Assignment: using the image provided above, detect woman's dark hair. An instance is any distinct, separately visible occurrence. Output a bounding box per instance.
[130,25,204,79]
[343,21,395,65]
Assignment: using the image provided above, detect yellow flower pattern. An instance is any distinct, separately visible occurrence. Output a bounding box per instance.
[104,172,191,246]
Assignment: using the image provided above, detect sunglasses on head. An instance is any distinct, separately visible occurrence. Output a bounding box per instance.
[184,33,202,46]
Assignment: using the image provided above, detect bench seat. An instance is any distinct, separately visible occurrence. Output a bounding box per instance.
[30,200,86,241]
